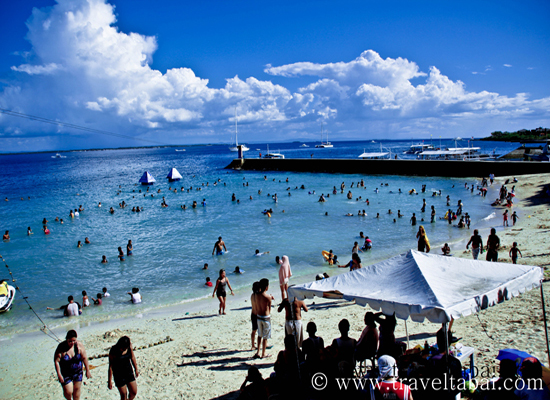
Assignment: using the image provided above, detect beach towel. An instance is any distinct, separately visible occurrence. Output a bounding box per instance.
[279,255,292,286]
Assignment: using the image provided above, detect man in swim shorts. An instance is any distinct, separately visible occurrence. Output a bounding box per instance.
[486,228,500,262]
[254,279,273,359]
[466,229,484,260]
[212,236,227,255]
[277,297,308,348]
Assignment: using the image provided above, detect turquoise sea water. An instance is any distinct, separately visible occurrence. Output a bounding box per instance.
[0,140,519,336]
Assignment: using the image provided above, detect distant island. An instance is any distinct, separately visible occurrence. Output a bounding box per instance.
[481,127,549,142]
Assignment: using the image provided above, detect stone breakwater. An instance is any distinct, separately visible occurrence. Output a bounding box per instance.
[226,158,550,177]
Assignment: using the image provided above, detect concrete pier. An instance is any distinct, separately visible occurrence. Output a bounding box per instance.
[226,158,550,177]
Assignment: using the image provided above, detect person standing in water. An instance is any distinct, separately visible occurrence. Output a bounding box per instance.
[53,330,91,400]
[212,236,227,255]
[416,225,430,252]
[126,240,133,256]
[212,269,233,315]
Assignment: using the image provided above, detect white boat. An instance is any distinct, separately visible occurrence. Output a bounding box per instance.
[300,144,309,147]
[51,153,66,158]
[228,110,249,152]
[263,145,284,159]
[403,144,434,154]
[315,123,333,148]
[175,149,186,152]
[0,280,16,313]
[359,144,392,159]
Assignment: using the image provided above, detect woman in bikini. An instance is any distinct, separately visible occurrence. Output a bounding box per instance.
[108,336,139,400]
[54,330,91,400]
[212,269,234,314]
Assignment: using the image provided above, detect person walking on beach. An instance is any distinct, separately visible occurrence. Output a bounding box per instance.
[277,297,308,348]
[486,228,500,262]
[254,278,273,359]
[212,236,227,255]
[466,229,484,260]
[416,225,430,253]
[54,330,91,400]
[278,255,292,300]
[108,336,139,400]
[212,269,233,315]
[509,242,523,264]
[511,211,519,226]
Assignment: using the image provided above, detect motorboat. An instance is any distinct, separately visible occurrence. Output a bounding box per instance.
[51,153,66,158]
[263,145,284,159]
[315,123,333,148]
[228,110,249,152]
[300,144,309,147]
[403,144,434,154]
[175,149,186,152]
[0,280,16,313]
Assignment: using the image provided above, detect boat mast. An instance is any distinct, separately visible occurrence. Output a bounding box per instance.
[235,108,238,147]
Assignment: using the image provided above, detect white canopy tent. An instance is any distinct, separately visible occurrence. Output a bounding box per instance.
[288,250,543,324]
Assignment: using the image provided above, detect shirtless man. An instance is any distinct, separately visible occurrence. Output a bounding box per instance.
[212,236,227,255]
[250,282,260,350]
[486,228,500,262]
[466,229,484,260]
[277,297,308,348]
[254,279,273,359]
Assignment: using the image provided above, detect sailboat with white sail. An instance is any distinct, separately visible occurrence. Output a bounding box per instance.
[228,110,249,152]
[315,122,333,148]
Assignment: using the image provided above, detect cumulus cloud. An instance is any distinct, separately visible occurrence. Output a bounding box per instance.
[503,64,513,68]
[0,0,548,151]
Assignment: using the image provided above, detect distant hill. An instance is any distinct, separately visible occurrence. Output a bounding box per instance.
[481,127,549,141]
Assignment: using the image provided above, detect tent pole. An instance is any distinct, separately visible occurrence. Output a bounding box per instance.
[404,320,410,349]
[540,283,550,366]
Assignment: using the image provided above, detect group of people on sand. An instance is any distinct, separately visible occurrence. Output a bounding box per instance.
[54,330,139,400]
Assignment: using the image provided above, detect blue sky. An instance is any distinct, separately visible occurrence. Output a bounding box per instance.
[0,0,549,151]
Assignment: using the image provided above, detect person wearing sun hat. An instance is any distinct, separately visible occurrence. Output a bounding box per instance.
[368,355,413,399]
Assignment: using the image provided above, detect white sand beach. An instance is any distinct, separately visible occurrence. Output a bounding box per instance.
[1,173,549,400]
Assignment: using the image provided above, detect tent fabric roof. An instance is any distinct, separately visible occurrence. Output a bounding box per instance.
[167,168,182,180]
[139,171,156,183]
[288,250,543,323]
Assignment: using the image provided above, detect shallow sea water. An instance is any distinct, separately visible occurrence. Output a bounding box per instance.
[0,140,518,335]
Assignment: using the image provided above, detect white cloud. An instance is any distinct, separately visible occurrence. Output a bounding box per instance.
[0,0,548,151]
[503,64,513,68]
[11,63,62,75]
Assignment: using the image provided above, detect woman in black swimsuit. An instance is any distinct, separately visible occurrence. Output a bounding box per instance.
[108,336,139,400]
[212,269,234,315]
[53,330,92,400]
